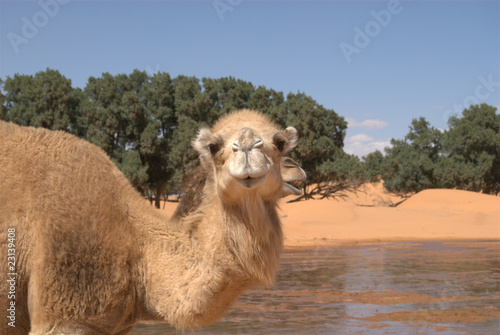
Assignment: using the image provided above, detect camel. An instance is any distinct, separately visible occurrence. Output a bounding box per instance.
[0,109,299,335]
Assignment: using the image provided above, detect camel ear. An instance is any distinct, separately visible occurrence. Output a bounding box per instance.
[273,126,298,154]
[192,128,213,155]
[192,128,223,157]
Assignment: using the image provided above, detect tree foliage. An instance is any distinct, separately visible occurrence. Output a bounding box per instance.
[319,151,366,185]
[367,105,500,195]
[363,150,384,182]
[436,104,500,194]
[2,69,347,206]
[3,69,79,131]
[382,117,442,194]
[4,68,498,202]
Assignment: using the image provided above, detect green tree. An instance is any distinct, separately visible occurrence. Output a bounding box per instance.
[436,104,500,194]
[83,72,125,153]
[166,75,209,196]
[3,69,78,131]
[173,75,207,123]
[382,117,442,194]
[283,92,347,195]
[83,71,152,190]
[405,117,442,161]
[383,140,436,194]
[319,151,366,183]
[83,70,180,208]
[201,76,255,123]
[363,150,384,182]
[66,87,89,137]
[289,151,366,201]
[2,68,362,203]
[139,72,176,207]
[247,86,285,122]
[83,70,148,155]
[119,150,149,191]
[167,114,200,196]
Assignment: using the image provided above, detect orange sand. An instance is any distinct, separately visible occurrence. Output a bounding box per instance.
[158,183,500,247]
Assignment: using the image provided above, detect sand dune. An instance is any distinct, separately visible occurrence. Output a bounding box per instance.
[159,184,500,247]
[398,188,499,212]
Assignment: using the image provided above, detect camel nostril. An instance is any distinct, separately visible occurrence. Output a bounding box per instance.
[232,142,239,151]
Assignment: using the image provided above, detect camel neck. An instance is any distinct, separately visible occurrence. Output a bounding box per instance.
[137,193,282,329]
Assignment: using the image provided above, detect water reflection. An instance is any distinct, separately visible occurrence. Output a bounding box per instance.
[130,241,500,334]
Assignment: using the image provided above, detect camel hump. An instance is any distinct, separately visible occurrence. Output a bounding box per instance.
[0,119,138,236]
[1,121,140,332]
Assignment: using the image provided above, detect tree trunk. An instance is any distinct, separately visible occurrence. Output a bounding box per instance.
[154,184,165,209]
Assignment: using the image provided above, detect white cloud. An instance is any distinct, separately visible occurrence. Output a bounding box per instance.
[344,135,391,158]
[346,117,388,130]
[345,134,374,143]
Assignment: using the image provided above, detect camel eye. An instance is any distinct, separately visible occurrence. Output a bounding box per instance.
[208,143,220,155]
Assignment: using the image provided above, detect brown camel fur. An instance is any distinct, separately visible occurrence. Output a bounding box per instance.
[0,109,298,335]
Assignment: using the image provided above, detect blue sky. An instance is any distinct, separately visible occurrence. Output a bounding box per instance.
[1,0,499,157]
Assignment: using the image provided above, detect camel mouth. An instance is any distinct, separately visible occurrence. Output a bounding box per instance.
[234,175,265,188]
[280,157,306,196]
[284,179,303,195]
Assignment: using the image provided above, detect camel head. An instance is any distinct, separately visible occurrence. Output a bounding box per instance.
[193,110,298,203]
[281,157,306,196]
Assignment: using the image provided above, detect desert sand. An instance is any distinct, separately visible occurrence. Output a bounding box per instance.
[159,183,500,247]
